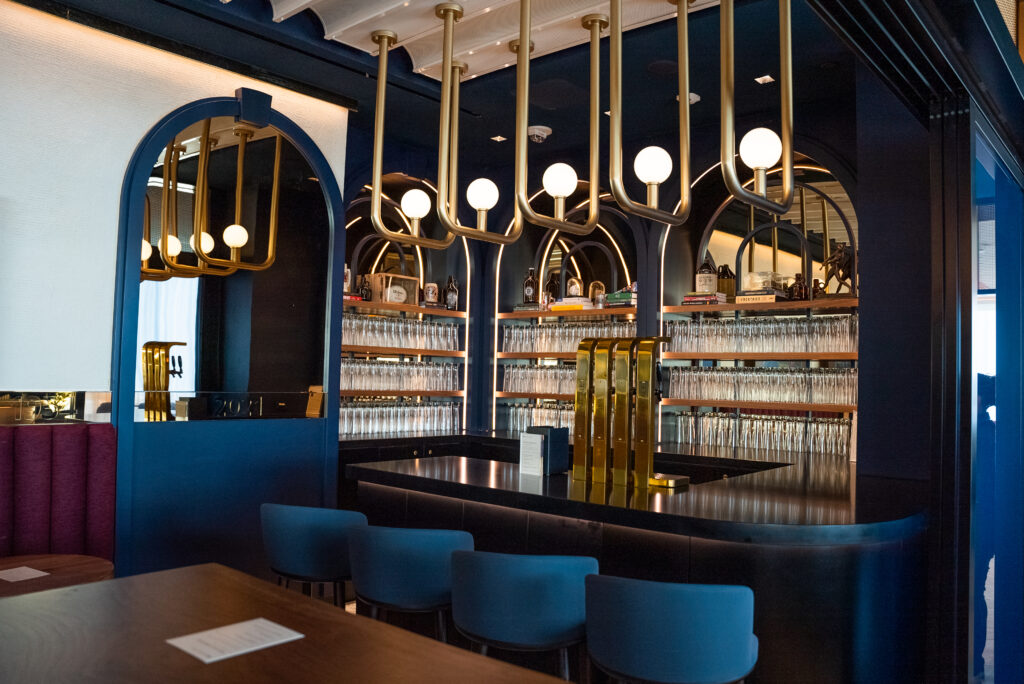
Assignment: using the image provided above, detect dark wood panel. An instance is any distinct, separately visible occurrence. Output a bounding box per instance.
[0,563,559,683]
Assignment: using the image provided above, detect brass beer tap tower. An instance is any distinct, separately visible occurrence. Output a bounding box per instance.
[572,337,671,489]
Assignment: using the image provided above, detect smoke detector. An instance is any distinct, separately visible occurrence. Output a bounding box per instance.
[528,125,552,143]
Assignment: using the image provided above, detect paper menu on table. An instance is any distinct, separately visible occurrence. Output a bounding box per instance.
[167,618,304,664]
[519,431,545,476]
[0,566,49,582]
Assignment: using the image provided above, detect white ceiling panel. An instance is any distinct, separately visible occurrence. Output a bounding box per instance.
[269,0,720,80]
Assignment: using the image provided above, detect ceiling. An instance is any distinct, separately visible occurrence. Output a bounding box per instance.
[268,0,720,81]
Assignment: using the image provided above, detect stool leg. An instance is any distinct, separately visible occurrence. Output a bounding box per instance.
[284,578,290,590]
[317,583,325,600]
[370,605,379,620]
[436,609,448,643]
[478,643,488,657]
[579,643,591,684]
[277,576,282,586]
[557,647,570,681]
[333,582,342,607]
[302,582,311,597]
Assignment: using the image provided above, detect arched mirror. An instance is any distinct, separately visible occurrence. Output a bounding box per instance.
[135,116,330,421]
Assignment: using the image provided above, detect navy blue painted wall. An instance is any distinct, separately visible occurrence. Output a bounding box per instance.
[853,61,932,480]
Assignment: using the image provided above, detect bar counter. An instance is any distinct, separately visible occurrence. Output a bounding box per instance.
[344,442,927,682]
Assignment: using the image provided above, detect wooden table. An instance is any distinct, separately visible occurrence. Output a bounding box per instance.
[0,563,560,683]
[0,553,114,597]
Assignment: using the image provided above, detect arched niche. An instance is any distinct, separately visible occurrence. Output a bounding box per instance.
[660,154,858,315]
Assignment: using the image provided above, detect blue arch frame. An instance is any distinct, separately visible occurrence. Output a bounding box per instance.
[111,88,347,574]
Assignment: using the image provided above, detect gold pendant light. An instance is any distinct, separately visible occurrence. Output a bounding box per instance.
[720,0,795,213]
[608,0,692,225]
[513,0,604,236]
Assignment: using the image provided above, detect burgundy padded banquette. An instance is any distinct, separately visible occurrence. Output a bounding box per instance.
[0,423,116,561]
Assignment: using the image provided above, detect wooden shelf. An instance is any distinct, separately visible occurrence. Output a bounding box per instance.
[662,352,858,361]
[498,307,636,320]
[343,345,465,358]
[495,392,574,401]
[662,297,858,315]
[339,390,465,398]
[496,352,578,360]
[343,300,467,318]
[661,398,857,412]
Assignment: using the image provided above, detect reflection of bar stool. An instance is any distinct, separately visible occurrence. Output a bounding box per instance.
[451,550,598,681]
[585,575,758,684]
[349,526,474,642]
[260,504,367,605]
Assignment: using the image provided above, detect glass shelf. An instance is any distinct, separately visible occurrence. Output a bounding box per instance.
[494,392,574,401]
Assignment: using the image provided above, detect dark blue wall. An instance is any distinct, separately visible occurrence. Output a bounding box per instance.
[853,61,932,480]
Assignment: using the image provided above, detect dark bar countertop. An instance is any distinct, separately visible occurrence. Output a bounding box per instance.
[346,451,927,546]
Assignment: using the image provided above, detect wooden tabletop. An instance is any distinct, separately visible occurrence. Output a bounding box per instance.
[0,554,114,598]
[0,562,560,683]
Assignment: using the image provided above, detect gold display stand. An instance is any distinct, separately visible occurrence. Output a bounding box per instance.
[141,341,185,421]
[572,337,671,489]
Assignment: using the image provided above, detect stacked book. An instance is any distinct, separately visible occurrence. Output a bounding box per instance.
[735,288,789,304]
[605,291,637,308]
[551,296,594,311]
[681,291,727,305]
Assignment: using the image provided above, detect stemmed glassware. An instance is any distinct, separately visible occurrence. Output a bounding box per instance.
[343,314,460,352]
[502,320,636,354]
[339,401,461,436]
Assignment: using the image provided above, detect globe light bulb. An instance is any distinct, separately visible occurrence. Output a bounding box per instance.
[633,146,673,184]
[141,239,152,261]
[161,235,182,258]
[223,224,249,249]
[542,163,578,198]
[400,189,431,220]
[466,178,499,211]
[189,231,216,254]
[738,127,783,170]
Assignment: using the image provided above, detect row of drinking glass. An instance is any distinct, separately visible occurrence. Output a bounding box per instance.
[343,314,461,351]
[666,366,858,406]
[338,401,461,436]
[502,365,576,395]
[340,360,461,392]
[673,411,852,456]
[502,320,637,354]
[507,403,574,434]
[666,315,858,354]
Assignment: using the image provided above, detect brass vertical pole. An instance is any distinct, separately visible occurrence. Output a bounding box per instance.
[612,339,640,487]
[747,205,755,273]
[771,212,779,273]
[591,340,617,484]
[633,338,667,489]
[572,339,598,481]
[799,187,808,275]
[820,199,831,292]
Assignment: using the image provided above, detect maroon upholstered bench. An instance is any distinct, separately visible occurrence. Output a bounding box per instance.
[0,424,116,561]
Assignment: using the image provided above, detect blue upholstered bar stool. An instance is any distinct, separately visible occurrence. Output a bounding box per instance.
[585,574,759,684]
[259,503,367,605]
[349,526,474,642]
[451,550,599,681]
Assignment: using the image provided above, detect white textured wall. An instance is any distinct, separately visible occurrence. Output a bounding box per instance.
[0,1,348,390]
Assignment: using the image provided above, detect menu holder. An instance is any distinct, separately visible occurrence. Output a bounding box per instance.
[520,426,569,475]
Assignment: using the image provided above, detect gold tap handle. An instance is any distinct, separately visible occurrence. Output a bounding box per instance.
[591,339,617,484]
[612,338,641,487]
[572,338,598,481]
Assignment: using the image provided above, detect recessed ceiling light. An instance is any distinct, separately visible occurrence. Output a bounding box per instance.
[754,74,775,84]
[491,135,507,142]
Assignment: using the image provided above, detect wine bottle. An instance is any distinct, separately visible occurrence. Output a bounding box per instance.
[544,270,560,303]
[523,268,538,304]
[695,256,717,294]
[444,276,459,311]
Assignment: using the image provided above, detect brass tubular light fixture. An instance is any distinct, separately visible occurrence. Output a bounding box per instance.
[161,120,237,278]
[434,3,520,245]
[609,0,691,225]
[141,194,172,282]
[194,125,282,270]
[720,0,795,214]
[368,29,456,250]
[514,0,603,236]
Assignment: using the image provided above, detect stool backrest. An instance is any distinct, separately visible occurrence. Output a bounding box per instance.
[260,503,367,581]
[452,550,599,649]
[585,574,758,684]
[349,526,474,611]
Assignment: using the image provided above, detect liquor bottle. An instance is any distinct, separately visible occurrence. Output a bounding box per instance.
[523,268,538,304]
[788,273,809,301]
[544,270,560,303]
[358,275,372,301]
[444,276,459,311]
[695,256,717,294]
[717,264,736,299]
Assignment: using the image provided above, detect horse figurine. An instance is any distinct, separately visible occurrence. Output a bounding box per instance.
[821,242,855,294]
